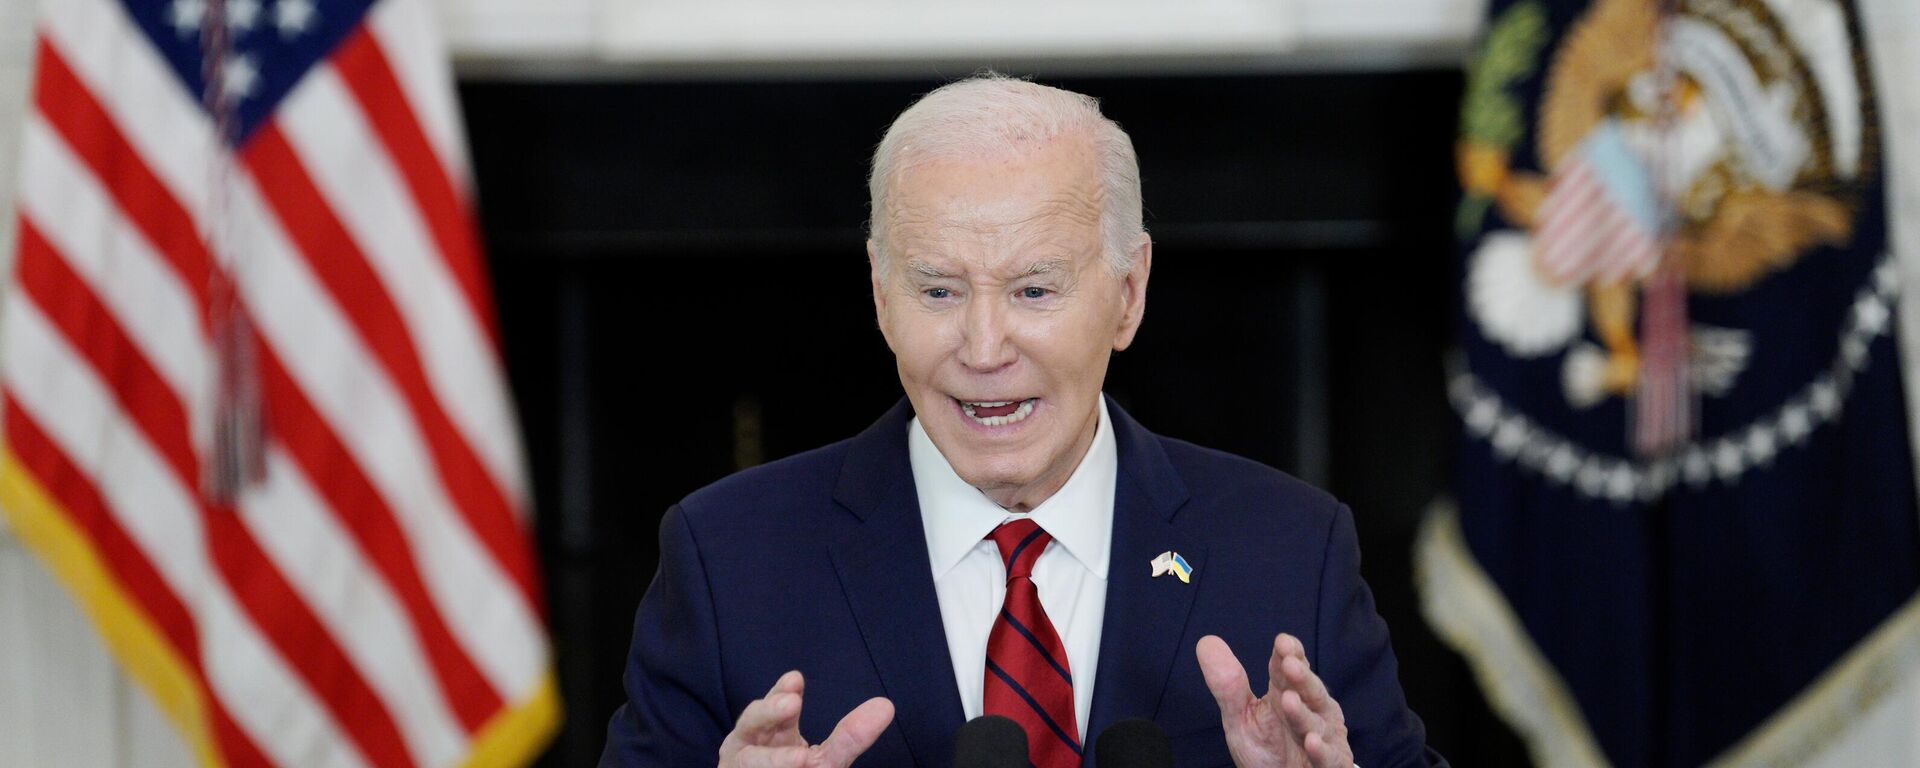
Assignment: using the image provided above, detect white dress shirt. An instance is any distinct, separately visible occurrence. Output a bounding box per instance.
[909,398,1115,739]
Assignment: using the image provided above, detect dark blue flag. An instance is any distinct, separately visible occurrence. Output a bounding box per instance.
[1419,0,1920,764]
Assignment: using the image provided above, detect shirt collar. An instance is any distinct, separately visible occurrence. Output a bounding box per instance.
[910,397,1116,581]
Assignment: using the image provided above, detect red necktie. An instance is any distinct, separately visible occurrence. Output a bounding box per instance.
[984,519,1081,767]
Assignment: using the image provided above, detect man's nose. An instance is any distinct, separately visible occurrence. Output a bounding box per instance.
[957,297,1016,372]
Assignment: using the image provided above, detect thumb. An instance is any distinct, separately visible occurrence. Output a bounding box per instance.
[814,697,896,767]
[1196,635,1252,722]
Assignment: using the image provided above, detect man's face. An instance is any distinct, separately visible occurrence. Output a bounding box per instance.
[870,135,1150,511]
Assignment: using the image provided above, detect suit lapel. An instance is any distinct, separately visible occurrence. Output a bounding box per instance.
[829,400,965,767]
[1087,398,1201,745]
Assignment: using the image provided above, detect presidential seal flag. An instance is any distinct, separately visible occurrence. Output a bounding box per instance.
[1420,0,1920,765]
[0,0,558,766]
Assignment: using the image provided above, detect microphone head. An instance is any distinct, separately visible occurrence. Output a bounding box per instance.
[1094,718,1172,768]
[952,715,1032,768]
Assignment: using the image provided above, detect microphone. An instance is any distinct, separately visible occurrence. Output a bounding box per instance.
[1094,718,1172,768]
[952,715,1032,767]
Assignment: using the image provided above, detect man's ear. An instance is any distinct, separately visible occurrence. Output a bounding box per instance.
[1113,235,1152,351]
[868,240,896,350]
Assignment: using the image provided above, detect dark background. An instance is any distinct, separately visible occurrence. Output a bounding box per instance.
[460,71,1531,766]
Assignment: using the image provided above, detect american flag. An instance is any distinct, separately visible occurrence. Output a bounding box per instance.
[1533,122,1664,287]
[0,0,557,766]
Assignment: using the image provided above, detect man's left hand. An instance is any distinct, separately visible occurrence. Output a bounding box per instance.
[1196,633,1354,768]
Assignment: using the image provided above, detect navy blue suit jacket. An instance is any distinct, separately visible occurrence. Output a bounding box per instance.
[602,398,1443,767]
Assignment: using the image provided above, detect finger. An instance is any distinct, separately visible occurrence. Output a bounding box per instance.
[814,697,897,767]
[1264,633,1306,700]
[1279,689,1326,740]
[768,670,805,697]
[1195,635,1253,722]
[1303,731,1337,768]
[732,692,804,745]
[729,745,810,768]
[1280,653,1335,714]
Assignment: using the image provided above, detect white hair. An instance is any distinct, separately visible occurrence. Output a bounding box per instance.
[867,73,1145,278]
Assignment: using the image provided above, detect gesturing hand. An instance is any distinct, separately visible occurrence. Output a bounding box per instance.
[1196,634,1354,768]
[718,671,896,768]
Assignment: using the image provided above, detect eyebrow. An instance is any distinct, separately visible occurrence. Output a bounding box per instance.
[1016,259,1071,278]
[905,259,952,279]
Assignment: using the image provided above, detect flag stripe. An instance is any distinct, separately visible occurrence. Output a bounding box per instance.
[364,0,473,195]
[275,64,524,513]
[32,38,213,308]
[241,444,469,767]
[228,169,546,699]
[257,339,509,731]
[40,0,213,233]
[240,125,541,611]
[17,117,208,409]
[14,230,417,768]
[2,397,274,768]
[332,25,500,346]
[1,298,367,768]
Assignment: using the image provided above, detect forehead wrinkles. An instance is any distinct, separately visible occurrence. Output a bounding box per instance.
[885,178,1106,247]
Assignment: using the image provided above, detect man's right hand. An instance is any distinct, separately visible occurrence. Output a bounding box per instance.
[718,671,896,768]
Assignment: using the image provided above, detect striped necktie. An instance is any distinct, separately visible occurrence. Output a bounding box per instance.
[984,518,1081,767]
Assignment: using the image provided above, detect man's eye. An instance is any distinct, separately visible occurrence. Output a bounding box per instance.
[1020,286,1051,299]
[925,287,952,299]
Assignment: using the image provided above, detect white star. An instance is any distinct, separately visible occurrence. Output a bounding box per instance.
[274,0,317,38]
[220,54,259,101]
[1809,380,1841,418]
[1712,439,1744,481]
[1464,397,1498,435]
[1545,445,1580,482]
[1682,448,1713,487]
[1854,295,1890,336]
[169,0,206,36]
[1576,462,1607,497]
[1779,403,1813,444]
[227,0,262,32]
[1605,464,1636,503]
[1744,426,1777,465]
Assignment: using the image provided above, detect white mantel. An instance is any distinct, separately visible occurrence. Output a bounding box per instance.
[439,0,1487,77]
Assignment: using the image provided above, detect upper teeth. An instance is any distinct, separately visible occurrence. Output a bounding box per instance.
[961,398,1035,427]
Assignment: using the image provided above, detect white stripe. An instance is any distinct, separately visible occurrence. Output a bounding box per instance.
[227,168,546,699]
[365,0,473,195]
[0,298,370,768]
[15,116,210,430]
[276,65,528,515]
[40,0,215,226]
[240,446,468,768]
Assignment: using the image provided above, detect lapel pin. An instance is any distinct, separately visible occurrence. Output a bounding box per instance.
[1150,551,1193,583]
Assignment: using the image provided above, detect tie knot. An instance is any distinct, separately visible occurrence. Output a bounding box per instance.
[988,518,1052,580]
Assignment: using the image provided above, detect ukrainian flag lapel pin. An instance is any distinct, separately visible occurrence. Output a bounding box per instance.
[1150,551,1193,584]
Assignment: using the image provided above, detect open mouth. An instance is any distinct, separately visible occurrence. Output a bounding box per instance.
[957,397,1037,427]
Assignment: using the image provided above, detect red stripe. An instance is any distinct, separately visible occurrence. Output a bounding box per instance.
[257,340,506,732]
[1537,165,1601,242]
[2,393,272,768]
[31,38,212,310]
[330,26,501,347]
[1536,163,1601,242]
[14,221,418,768]
[241,125,541,613]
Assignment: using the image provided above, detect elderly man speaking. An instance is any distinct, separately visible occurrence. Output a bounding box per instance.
[600,75,1445,768]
